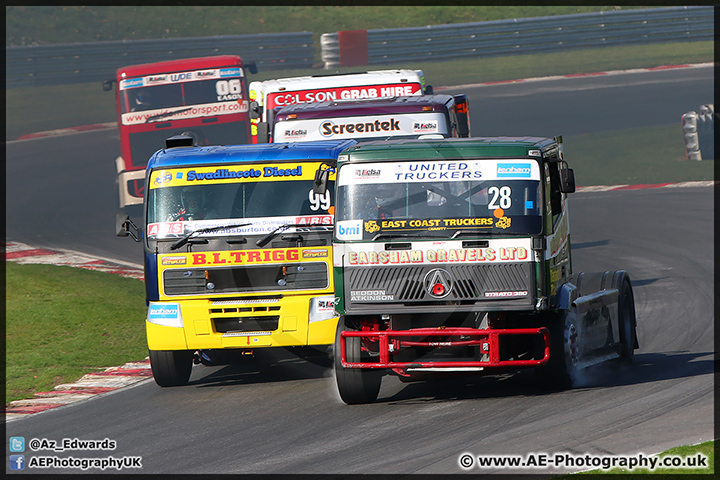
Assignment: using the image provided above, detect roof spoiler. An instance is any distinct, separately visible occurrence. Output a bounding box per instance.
[165,134,195,149]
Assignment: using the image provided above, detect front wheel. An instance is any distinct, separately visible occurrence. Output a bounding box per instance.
[536,311,579,390]
[149,349,193,387]
[334,316,382,404]
[617,277,638,364]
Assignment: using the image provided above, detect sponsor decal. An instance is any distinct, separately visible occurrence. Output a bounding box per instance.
[197,69,219,78]
[146,75,169,84]
[153,172,173,186]
[148,222,183,236]
[497,163,532,178]
[354,168,381,179]
[219,68,243,77]
[189,248,301,266]
[148,303,181,319]
[365,218,495,234]
[336,220,363,241]
[485,291,528,298]
[188,168,261,181]
[218,93,243,101]
[309,295,336,323]
[267,83,422,109]
[148,163,329,189]
[347,247,528,266]
[338,160,540,187]
[161,257,187,265]
[321,118,400,137]
[295,215,332,225]
[119,78,145,90]
[303,249,329,258]
[351,290,395,302]
[283,129,308,140]
[263,166,303,178]
[171,72,195,82]
[121,101,247,125]
[181,166,302,182]
[396,162,481,181]
[412,120,439,134]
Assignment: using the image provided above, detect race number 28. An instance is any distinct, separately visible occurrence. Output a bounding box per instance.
[488,186,512,209]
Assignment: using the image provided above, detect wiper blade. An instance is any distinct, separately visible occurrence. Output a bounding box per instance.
[372,232,449,241]
[256,223,331,248]
[170,222,252,250]
[451,230,493,239]
[146,107,192,123]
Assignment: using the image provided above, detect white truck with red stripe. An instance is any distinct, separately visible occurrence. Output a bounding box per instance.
[248,70,431,143]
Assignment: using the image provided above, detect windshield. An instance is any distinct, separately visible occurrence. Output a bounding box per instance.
[274,112,449,142]
[335,159,542,240]
[119,67,247,123]
[146,162,334,239]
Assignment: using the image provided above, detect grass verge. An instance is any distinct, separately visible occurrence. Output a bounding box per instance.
[571,440,714,475]
[5,262,148,404]
[564,124,714,186]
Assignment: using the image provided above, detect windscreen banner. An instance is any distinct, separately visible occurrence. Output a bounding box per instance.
[274,112,448,142]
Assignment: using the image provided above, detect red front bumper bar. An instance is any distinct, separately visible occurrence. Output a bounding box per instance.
[340,327,550,369]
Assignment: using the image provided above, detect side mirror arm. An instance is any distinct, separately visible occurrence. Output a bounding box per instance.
[116,214,142,242]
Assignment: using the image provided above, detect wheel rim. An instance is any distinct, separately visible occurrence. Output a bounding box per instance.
[565,322,579,368]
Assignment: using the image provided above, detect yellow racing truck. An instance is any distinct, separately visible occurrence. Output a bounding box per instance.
[118,136,356,386]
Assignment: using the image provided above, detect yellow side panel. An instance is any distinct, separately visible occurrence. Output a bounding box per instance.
[308,316,339,346]
[146,322,188,350]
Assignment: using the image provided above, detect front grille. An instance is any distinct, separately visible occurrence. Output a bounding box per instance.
[213,316,279,333]
[163,262,327,296]
[346,263,533,303]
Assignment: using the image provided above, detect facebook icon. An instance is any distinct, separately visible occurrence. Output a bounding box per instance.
[10,454,25,470]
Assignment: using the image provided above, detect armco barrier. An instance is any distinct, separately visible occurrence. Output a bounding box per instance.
[6,32,314,88]
[321,6,712,68]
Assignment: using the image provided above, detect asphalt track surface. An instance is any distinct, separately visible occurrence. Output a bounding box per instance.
[5,65,714,474]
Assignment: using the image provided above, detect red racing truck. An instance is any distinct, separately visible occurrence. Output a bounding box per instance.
[104,55,257,207]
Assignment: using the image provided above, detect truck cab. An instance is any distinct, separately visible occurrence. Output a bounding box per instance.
[259,94,470,144]
[248,69,430,143]
[326,137,638,404]
[118,137,356,386]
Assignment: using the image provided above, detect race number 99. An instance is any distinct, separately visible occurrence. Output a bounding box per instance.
[309,189,331,211]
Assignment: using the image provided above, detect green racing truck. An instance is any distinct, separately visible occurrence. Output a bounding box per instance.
[319,136,639,404]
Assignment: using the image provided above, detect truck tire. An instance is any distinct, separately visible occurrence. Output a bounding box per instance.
[617,277,637,364]
[536,310,579,390]
[334,316,382,404]
[149,349,193,387]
